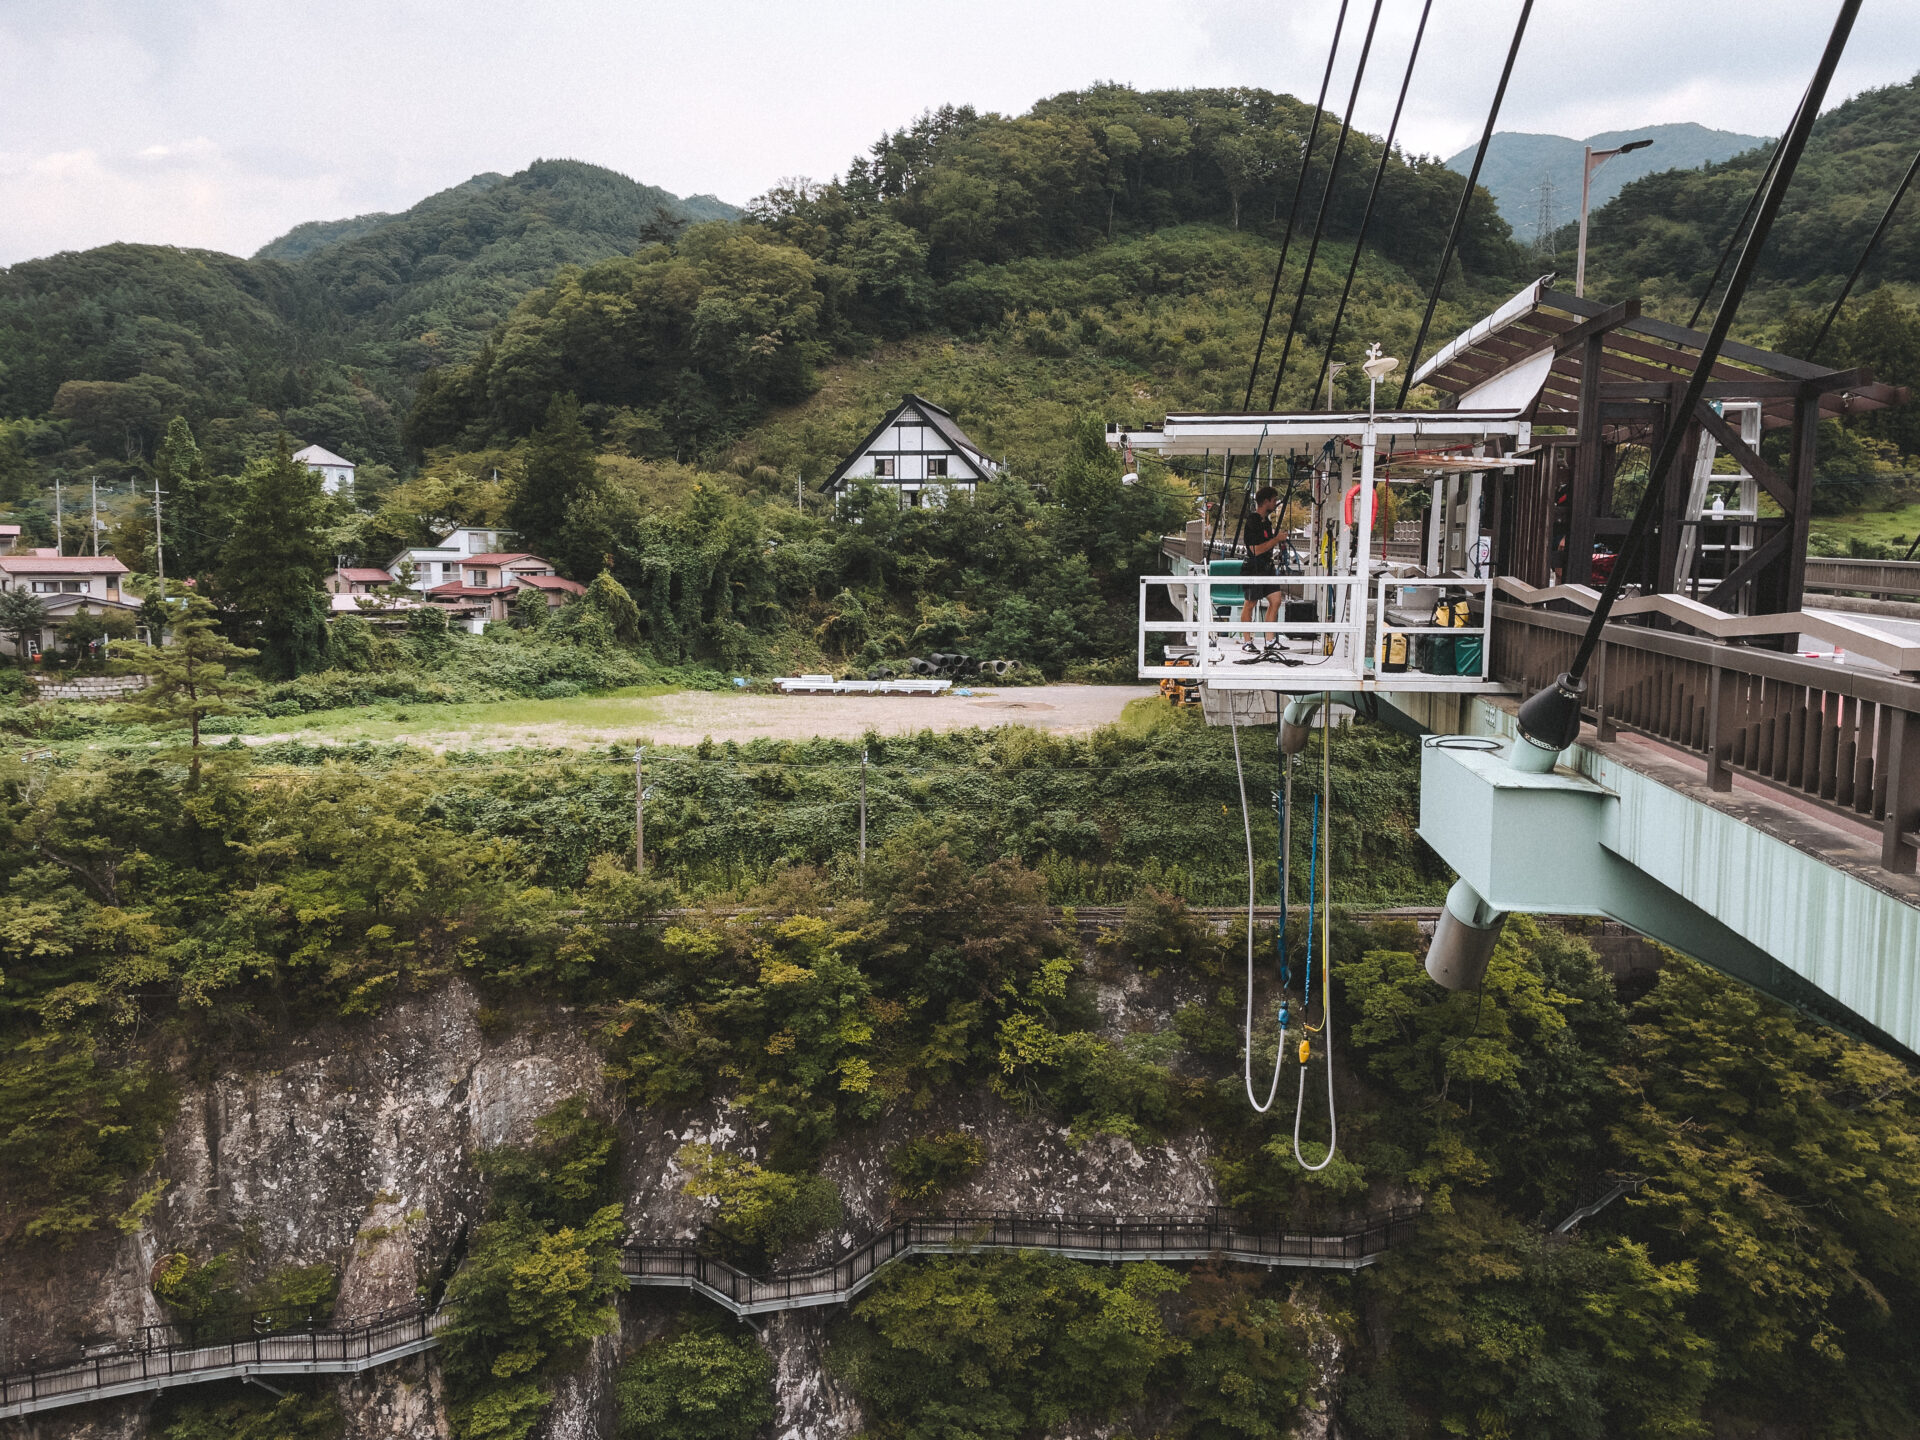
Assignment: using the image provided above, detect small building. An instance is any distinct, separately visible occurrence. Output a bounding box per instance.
[819,395,1001,508]
[325,567,396,597]
[425,552,586,625]
[0,524,21,554]
[0,554,138,658]
[293,443,356,495]
[389,526,513,593]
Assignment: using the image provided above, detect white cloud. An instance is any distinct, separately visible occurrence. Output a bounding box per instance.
[0,0,1914,265]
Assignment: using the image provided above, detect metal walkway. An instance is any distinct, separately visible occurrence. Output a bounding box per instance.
[0,1210,1416,1419]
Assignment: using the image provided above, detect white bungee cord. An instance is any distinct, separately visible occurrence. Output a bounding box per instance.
[1228,702,1338,1167]
[1231,711,1286,1112]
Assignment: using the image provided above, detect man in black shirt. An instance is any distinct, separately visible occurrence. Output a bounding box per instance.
[1237,485,1288,643]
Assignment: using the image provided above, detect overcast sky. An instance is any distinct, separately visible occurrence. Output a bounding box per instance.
[1,0,1915,267]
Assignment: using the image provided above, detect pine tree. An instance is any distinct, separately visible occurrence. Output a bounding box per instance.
[216,439,330,677]
[152,416,228,580]
[119,592,258,788]
[508,393,597,561]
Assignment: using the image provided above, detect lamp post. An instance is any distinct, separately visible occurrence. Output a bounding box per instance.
[1325,361,1347,411]
[1575,138,1652,297]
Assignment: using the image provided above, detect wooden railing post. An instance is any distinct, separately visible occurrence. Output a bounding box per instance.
[1884,707,1920,874]
[1594,635,1616,741]
[1707,660,1736,792]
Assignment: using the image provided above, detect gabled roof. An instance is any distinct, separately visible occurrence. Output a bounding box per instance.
[293,443,354,468]
[334,567,394,583]
[0,555,130,575]
[516,574,586,594]
[821,394,998,492]
[462,553,544,567]
[1410,278,1905,432]
[427,581,519,597]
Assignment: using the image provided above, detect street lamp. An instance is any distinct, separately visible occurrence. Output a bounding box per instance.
[1325,360,1347,411]
[1575,138,1653,297]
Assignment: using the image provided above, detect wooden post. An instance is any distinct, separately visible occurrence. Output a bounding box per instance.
[634,746,645,873]
[1707,661,1737,791]
[1884,707,1920,875]
[1566,333,1605,584]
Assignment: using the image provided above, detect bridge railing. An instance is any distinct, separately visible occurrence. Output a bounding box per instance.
[623,1209,1421,1313]
[1491,601,1920,874]
[0,1305,432,1414]
[1804,556,1920,601]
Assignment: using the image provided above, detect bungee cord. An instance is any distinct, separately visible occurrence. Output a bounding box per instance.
[1232,712,1287,1112]
[1229,701,1337,1165]
[1292,705,1337,1170]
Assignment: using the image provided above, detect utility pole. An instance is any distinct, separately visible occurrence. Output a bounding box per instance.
[90,476,99,556]
[858,749,868,888]
[634,745,645,873]
[54,477,62,556]
[153,480,165,586]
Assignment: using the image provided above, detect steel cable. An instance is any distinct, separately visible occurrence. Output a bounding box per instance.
[1243,0,1352,410]
[1267,0,1387,409]
[1312,0,1432,410]
[1396,0,1534,408]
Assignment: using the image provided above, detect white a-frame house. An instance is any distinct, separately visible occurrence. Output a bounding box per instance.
[820,395,1001,507]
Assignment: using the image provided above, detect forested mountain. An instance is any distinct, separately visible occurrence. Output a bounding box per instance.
[1448,122,1765,232]
[0,161,742,478]
[1579,77,1920,305]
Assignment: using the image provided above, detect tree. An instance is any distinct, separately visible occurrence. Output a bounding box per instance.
[508,394,597,562]
[152,416,229,581]
[59,607,135,661]
[216,440,330,677]
[0,587,48,660]
[118,592,258,788]
[616,1320,774,1440]
[511,585,548,630]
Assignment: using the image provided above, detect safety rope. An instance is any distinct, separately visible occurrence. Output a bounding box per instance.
[1293,704,1338,1170]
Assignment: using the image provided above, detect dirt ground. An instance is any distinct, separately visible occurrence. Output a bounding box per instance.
[253,684,1160,750]
[629,684,1160,745]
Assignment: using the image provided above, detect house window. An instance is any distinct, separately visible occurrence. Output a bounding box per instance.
[872,457,895,479]
[906,489,922,508]
[31,581,58,593]
[927,457,948,478]
[63,581,85,592]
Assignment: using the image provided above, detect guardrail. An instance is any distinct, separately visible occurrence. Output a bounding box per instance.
[1804,556,1920,601]
[1491,598,1920,873]
[624,1209,1419,1316]
[0,1306,437,1419]
[1140,574,1365,684]
[0,1208,1418,1418]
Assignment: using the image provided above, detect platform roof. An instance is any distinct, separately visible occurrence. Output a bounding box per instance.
[1409,279,1905,431]
[1109,410,1531,460]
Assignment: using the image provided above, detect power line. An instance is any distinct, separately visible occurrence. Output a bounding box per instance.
[1243,0,1352,411]
[1396,0,1534,408]
[1312,0,1434,410]
[1267,0,1387,409]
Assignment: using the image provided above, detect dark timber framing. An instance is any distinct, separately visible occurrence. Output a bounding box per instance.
[1417,283,1909,615]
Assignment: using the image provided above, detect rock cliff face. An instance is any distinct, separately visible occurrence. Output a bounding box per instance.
[4,960,1327,1440]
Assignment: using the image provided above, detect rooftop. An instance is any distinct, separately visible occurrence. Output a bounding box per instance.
[0,555,130,574]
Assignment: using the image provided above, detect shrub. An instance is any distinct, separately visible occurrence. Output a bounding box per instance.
[616,1317,775,1440]
[678,1145,842,1263]
[887,1130,986,1202]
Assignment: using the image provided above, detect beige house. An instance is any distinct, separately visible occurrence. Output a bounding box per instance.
[0,554,138,657]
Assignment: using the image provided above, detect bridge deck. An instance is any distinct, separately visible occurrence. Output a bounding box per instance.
[0,1212,1415,1420]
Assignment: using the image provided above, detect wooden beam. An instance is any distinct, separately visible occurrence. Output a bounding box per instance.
[1783,392,1820,613]
[1704,527,1792,609]
[1567,331,1606,585]
[1694,402,1794,514]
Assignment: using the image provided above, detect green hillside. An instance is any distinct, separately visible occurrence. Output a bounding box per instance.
[0,161,745,479]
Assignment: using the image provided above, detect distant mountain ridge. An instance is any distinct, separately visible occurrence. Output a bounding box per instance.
[1446,123,1767,236]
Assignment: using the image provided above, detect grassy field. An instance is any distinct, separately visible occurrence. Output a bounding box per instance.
[1811,498,1920,554]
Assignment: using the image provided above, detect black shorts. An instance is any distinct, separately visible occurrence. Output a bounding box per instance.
[1244,578,1284,602]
